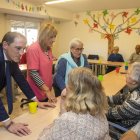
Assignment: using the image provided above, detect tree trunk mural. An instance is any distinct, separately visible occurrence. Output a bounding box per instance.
[108,34,114,57]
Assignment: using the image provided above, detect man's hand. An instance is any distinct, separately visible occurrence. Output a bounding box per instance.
[61,88,66,100]
[130,60,134,64]
[38,102,56,110]
[8,122,31,137]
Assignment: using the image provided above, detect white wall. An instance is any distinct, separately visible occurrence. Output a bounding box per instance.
[58,8,140,61]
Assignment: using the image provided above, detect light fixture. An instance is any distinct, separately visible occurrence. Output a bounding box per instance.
[45,0,72,4]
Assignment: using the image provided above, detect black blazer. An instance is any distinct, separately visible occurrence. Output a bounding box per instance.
[0,46,35,122]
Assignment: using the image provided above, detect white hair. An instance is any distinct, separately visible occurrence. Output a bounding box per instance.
[131,62,140,85]
[114,46,119,51]
[69,38,83,48]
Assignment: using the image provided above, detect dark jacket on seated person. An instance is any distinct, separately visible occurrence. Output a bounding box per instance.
[108,53,124,62]
[106,53,124,73]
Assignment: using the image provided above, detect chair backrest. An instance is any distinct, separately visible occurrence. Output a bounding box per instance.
[88,54,99,60]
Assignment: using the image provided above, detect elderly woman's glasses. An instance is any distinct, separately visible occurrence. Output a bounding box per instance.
[73,48,84,52]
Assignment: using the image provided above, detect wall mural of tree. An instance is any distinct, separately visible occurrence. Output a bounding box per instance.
[83,9,140,57]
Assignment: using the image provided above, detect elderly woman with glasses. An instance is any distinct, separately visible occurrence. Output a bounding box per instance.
[38,67,110,140]
[53,38,90,97]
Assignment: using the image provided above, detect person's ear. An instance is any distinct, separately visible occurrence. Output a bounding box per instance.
[2,41,8,50]
[70,47,73,52]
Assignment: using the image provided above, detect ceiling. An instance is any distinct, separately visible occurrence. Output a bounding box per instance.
[23,0,140,13]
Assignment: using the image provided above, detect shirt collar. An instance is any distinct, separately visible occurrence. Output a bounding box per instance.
[129,85,140,93]
[3,50,8,61]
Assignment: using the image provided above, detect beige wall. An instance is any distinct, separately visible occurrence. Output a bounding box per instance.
[0,13,6,42]
[58,8,140,61]
[0,13,11,42]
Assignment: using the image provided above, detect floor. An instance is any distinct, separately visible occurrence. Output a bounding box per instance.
[0,88,30,125]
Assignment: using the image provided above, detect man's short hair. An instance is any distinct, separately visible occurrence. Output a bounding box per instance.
[1,32,26,46]
[135,45,140,49]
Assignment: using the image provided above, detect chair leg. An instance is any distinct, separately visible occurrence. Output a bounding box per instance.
[20,100,33,108]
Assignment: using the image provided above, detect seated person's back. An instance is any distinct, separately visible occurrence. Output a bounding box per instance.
[38,67,111,140]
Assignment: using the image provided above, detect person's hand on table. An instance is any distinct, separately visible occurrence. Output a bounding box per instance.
[7,121,31,137]
[38,102,56,110]
[45,90,57,103]
[130,60,134,64]
[61,88,67,100]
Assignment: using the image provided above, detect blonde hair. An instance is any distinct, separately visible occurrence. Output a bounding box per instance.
[69,38,83,48]
[65,67,108,116]
[38,23,57,51]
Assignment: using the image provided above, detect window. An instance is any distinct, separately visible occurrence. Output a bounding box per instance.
[11,20,38,46]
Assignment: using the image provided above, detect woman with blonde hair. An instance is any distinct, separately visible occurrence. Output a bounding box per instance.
[27,24,57,103]
[38,67,110,140]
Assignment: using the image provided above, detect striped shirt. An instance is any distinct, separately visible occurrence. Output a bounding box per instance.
[106,85,140,128]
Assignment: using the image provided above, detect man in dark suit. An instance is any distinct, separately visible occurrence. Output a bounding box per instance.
[0,32,55,137]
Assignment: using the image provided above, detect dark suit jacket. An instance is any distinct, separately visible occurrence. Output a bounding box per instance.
[0,46,35,122]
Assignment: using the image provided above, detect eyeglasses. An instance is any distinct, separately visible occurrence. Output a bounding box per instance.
[72,47,84,52]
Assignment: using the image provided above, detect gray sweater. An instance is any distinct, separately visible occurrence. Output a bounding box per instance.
[128,52,140,62]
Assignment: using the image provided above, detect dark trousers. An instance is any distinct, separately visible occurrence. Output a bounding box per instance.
[53,84,61,97]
